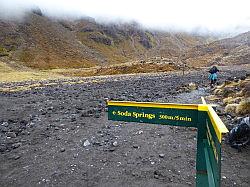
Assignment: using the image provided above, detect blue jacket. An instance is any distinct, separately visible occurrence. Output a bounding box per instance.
[209,73,218,80]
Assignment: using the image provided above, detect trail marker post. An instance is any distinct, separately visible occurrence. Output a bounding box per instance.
[107,100,228,187]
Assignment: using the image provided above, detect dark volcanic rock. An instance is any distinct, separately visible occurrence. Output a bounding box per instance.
[6,132,17,138]
[0,68,249,187]
[89,34,113,45]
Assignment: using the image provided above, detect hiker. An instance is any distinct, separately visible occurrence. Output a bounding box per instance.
[208,66,219,87]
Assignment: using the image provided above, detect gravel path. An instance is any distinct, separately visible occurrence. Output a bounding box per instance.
[0,69,249,187]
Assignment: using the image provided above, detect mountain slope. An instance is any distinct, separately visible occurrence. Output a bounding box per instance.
[183,31,250,67]
[0,14,105,69]
[0,12,210,70]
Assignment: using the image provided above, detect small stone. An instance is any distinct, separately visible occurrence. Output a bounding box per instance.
[6,132,16,138]
[70,126,76,130]
[0,126,8,132]
[60,148,65,152]
[133,144,139,148]
[12,142,22,149]
[94,114,100,118]
[0,145,7,152]
[138,130,143,134]
[154,174,159,179]
[94,141,101,146]
[132,172,137,176]
[186,181,192,185]
[83,140,91,147]
[20,120,28,126]
[73,153,78,158]
[112,141,118,147]
[109,147,116,152]
[1,122,8,126]
[9,155,21,160]
[222,176,226,179]
[159,154,165,158]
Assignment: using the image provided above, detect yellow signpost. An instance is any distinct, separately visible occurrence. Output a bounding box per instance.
[108,99,228,187]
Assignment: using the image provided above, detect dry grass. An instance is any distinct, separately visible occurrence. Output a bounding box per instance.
[0,72,64,83]
[0,61,65,83]
[223,96,243,105]
[0,61,13,73]
[225,104,239,114]
[0,60,178,84]
[205,95,221,102]
[188,82,197,91]
[54,62,177,77]
[213,88,223,95]
[0,60,179,92]
[77,31,149,65]
[212,76,250,116]
[236,98,250,115]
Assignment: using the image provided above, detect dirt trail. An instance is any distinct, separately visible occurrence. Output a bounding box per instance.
[0,69,249,187]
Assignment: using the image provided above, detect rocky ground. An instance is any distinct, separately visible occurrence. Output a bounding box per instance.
[0,68,249,187]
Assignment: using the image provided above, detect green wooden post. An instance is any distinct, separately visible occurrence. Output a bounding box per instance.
[107,101,228,187]
[204,113,222,187]
[196,111,209,186]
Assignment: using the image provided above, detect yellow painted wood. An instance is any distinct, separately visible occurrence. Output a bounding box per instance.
[207,106,228,143]
[198,104,209,111]
[108,100,199,110]
[108,100,228,142]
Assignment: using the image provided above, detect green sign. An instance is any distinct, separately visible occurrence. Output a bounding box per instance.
[108,105,197,127]
[107,101,228,187]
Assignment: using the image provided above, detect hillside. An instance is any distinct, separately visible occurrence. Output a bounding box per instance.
[0,11,210,70]
[183,31,250,67]
[0,10,249,78]
[0,13,103,69]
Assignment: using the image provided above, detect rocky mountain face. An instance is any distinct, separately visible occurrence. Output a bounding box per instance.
[183,32,250,67]
[0,13,103,69]
[0,11,249,70]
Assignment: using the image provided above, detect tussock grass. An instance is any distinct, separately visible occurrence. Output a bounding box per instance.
[223,96,242,105]
[212,76,250,116]
[0,72,64,83]
[205,95,221,101]
[0,61,64,83]
[0,61,13,73]
[225,104,239,114]
[236,98,250,115]
[55,62,177,77]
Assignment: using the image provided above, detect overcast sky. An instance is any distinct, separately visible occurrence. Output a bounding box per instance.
[0,0,250,35]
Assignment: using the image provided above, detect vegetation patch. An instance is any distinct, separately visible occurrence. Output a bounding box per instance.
[0,46,9,57]
[55,62,178,77]
[19,50,35,62]
[209,75,250,116]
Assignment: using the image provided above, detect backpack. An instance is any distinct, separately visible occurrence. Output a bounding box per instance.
[209,66,218,74]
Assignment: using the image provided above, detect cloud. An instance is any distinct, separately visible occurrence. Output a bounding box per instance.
[0,0,250,34]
